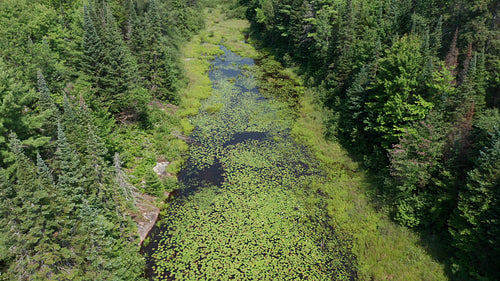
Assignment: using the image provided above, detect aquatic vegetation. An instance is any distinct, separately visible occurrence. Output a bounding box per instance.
[147,45,355,279]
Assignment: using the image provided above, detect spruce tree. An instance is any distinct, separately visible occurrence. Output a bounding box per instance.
[82,3,105,89]
[341,66,370,147]
[55,122,85,209]
[81,120,111,209]
[450,129,500,279]
[99,3,141,113]
[142,0,180,101]
[37,70,56,112]
[3,133,59,280]
[430,16,442,57]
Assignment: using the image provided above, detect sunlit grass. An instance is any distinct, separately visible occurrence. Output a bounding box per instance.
[153,28,354,280]
[292,90,447,280]
[178,7,258,122]
[170,5,448,280]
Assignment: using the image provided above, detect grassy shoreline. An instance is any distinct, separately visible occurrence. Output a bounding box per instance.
[175,6,447,280]
[292,90,447,280]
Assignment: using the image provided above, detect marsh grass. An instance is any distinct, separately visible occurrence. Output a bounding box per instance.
[292,91,447,280]
[149,8,356,279]
[148,6,447,281]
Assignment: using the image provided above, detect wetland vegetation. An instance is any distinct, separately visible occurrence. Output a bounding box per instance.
[1,0,498,280]
[144,8,447,280]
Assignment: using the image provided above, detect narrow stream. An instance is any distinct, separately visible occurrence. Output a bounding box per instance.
[143,45,356,280]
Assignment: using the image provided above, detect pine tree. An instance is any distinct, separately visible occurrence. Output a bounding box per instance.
[55,122,85,209]
[450,129,500,279]
[82,3,105,88]
[341,65,371,147]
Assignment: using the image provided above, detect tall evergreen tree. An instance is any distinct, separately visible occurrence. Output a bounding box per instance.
[1,133,62,280]
[139,0,180,101]
[449,129,500,279]
[55,122,85,209]
[36,70,60,141]
[340,65,371,148]
[82,3,105,88]
[0,60,50,166]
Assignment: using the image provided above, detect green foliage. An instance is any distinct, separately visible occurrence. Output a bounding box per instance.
[366,35,433,147]
[0,59,41,165]
[387,111,453,229]
[242,0,499,279]
[1,118,144,281]
[339,65,371,148]
[204,102,223,113]
[0,0,206,279]
[55,122,85,207]
[148,41,355,280]
[449,129,500,279]
[82,3,105,86]
[165,160,183,174]
[255,57,304,109]
[145,168,163,196]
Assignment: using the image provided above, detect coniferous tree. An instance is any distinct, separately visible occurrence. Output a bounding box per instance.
[128,0,146,59]
[340,66,371,148]
[140,0,180,101]
[37,152,54,186]
[82,3,105,88]
[83,1,146,114]
[430,16,442,57]
[2,133,61,280]
[37,70,56,112]
[55,122,85,209]
[36,70,60,140]
[450,129,500,279]
[388,111,451,228]
[81,120,111,209]
[0,61,49,166]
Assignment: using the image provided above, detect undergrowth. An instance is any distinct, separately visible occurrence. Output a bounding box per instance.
[292,91,447,280]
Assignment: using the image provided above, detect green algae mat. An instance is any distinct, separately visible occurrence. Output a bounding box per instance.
[144,43,356,280]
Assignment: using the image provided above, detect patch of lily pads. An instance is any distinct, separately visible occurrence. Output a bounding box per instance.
[149,46,355,280]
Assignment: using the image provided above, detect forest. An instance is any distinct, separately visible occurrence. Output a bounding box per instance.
[239,0,499,279]
[0,0,498,280]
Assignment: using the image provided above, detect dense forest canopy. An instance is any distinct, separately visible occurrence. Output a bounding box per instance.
[240,0,499,279]
[0,0,498,280]
[0,0,203,279]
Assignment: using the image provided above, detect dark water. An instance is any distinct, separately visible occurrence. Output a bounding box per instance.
[142,46,269,279]
[142,45,356,280]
